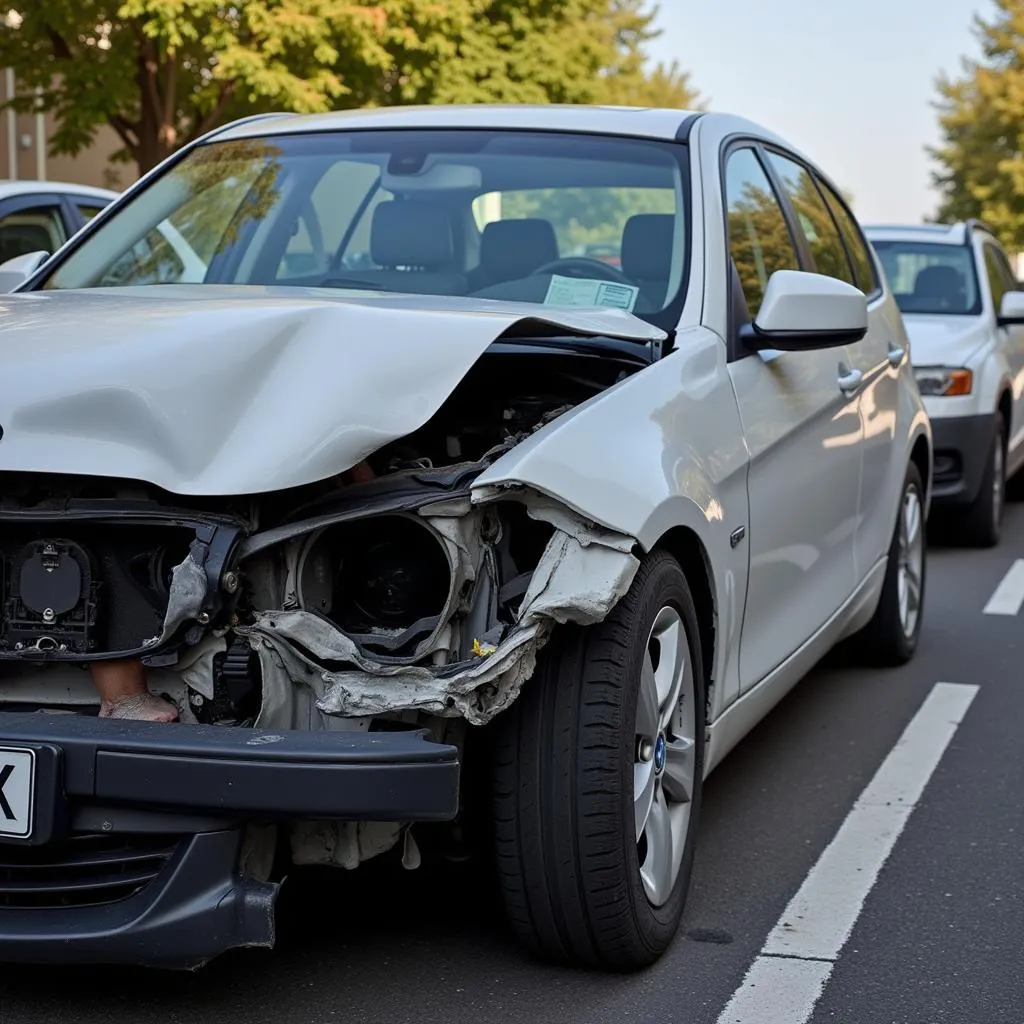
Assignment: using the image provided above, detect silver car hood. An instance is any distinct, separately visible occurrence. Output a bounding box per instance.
[0,285,664,495]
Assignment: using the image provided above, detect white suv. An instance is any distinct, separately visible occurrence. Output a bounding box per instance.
[866,221,1024,546]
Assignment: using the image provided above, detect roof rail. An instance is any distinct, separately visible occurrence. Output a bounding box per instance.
[965,217,998,239]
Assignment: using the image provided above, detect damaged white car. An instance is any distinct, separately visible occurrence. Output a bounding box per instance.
[0,105,931,971]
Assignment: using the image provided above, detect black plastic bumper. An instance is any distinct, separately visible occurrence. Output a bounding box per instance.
[0,828,278,969]
[929,412,995,504]
[0,715,460,967]
[0,713,460,840]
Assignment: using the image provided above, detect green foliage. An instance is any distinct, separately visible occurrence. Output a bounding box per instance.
[0,1,701,175]
[931,0,1024,250]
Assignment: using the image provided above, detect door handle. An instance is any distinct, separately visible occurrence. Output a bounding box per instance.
[887,344,905,368]
[837,363,863,394]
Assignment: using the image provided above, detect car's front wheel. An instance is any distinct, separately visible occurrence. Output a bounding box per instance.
[491,550,705,970]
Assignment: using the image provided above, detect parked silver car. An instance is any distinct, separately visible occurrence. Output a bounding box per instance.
[0,104,931,971]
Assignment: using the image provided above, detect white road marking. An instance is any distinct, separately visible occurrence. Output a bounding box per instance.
[983,559,1024,615]
[715,682,978,1024]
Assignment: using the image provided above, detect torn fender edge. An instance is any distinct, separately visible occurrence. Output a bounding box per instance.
[239,512,641,727]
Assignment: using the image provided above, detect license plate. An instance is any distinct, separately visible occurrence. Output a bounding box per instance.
[0,747,35,839]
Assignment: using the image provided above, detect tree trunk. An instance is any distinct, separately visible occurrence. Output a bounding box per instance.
[132,34,175,175]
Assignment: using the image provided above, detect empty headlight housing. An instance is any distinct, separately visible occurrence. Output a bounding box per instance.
[914,366,973,397]
[295,514,455,656]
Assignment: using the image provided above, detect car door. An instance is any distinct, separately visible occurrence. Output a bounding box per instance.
[723,145,862,694]
[0,194,69,265]
[982,241,1024,462]
[762,149,902,579]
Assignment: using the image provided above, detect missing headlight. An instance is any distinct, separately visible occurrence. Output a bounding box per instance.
[296,514,453,652]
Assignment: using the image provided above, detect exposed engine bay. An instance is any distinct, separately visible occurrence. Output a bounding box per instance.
[0,342,650,870]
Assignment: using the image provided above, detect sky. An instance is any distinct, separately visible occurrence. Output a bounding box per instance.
[649,0,985,224]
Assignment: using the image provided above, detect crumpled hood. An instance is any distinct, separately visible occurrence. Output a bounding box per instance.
[903,312,989,367]
[0,285,663,495]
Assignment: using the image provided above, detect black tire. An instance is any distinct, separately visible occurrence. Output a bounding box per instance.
[491,550,705,971]
[960,412,1006,548]
[861,461,927,666]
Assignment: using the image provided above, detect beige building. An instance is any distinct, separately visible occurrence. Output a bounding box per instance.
[0,70,137,191]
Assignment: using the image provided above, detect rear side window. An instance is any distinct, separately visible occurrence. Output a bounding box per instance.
[0,204,66,263]
[76,202,108,223]
[765,151,855,286]
[983,241,1019,312]
[817,180,878,295]
[724,147,800,316]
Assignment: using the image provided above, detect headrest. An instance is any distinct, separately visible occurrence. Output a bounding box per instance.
[480,219,559,280]
[622,214,676,281]
[370,201,454,270]
[913,264,965,300]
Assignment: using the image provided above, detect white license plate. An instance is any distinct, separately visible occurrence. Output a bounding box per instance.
[0,747,35,838]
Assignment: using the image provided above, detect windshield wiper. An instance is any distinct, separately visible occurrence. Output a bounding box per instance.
[318,276,394,292]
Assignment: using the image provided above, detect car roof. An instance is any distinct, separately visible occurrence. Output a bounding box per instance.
[211,105,759,144]
[863,222,973,246]
[0,180,118,202]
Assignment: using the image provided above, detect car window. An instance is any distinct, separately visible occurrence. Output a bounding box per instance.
[471,186,676,268]
[765,151,855,286]
[724,147,800,316]
[76,202,108,223]
[983,241,1020,312]
[984,244,1012,312]
[871,241,981,315]
[817,178,877,294]
[100,227,187,286]
[39,130,691,331]
[0,204,67,264]
[276,160,385,280]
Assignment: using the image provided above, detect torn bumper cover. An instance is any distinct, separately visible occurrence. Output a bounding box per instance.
[0,714,458,968]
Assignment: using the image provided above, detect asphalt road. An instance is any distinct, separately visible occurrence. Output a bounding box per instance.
[1,502,1022,1024]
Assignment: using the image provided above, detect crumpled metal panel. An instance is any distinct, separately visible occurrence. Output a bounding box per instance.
[242,511,639,728]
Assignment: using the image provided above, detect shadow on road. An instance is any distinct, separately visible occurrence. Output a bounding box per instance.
[0,641,938,1024]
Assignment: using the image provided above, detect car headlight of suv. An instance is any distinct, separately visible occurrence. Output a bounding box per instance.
[914,366,973,397]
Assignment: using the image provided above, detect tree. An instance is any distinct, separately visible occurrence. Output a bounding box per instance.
[0,3,417,172]
[340,0,701,110]
[0,1,700,177]
[931,0,1024,249]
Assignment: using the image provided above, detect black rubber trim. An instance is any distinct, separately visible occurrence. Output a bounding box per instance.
[675,112,703,141]
[0,828,278,969]
[929,412,996,504]
[0,713,460,823]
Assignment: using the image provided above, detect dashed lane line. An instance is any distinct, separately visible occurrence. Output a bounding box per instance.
[714,682,979,1024]
[983,559,1024,615]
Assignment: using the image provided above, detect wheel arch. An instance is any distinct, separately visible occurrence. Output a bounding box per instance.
[649,526,716,712]
[910,431,932,509]
[998,385,1012,448]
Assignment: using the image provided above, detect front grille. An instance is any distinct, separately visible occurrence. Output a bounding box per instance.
[0,832,180,909]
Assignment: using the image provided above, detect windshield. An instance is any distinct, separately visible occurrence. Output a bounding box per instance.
[39,129,690,328]
[871,239,981,315]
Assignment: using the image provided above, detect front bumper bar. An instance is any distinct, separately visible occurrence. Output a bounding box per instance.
[0,829,278,969]
[928,411,995,505]
[0,712,460,836]
[0,714,460,968]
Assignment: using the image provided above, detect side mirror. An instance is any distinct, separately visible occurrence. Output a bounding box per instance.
[997,290,1024,326]
[740,269,868,352]
[0,250,49,293]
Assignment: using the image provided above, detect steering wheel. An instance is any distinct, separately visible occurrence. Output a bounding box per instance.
[531,257,633,285]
